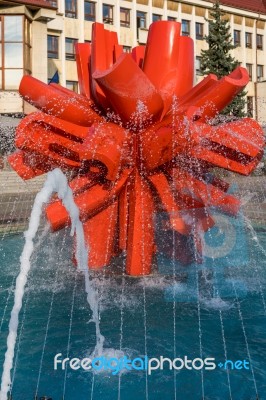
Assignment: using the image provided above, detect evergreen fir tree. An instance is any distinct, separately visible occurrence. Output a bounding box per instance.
[200,0,246,118]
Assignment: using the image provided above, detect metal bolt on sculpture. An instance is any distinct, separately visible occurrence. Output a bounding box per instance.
[8,21,265,275]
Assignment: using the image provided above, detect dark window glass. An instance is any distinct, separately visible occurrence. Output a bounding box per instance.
[234,30,241,46]
[123,46,131,53]
[257,64,264,80]
[65,37,77,60]
[65,0,77,18]
[84,1,96,22]
[48,35,59,59]
[245,32,252,48]
[167,16,176,21]
[152,14,162,22]
[246,63,253,80]
[196,56,202,75]
[196,22,203,40]
[120,8,130,27]
[103,4,113,24]
[257,34,263,50]
[182,20,190,36]
[48,0,57,7]
[66,80,78,92]
[137,11,146,29]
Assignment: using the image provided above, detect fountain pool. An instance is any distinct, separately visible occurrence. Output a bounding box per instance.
[0,207,266,399]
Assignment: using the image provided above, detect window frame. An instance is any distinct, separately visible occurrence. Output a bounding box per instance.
[65,0,77,19]
[181,19,190,36]
[84,1,96,22]
[120,7,130,27]
[196,22,203,40]
[257,64,264,80]
[245,32,252,48]
[195,56,202,75]
[257,34,263,50]
[48,0,57,7]
[103,4,114,25]
[152,14,162,23]
[66,80,78,93]
[246,63,253,80]
[0,14,31,91]
[48,34,59,59]
[137,11,147,30]
[65,37,78,61]
[234,29,241,47]
[123,46,131,53]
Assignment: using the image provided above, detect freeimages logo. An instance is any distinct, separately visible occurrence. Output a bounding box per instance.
[54,354,250,375]
[53,354,217,375]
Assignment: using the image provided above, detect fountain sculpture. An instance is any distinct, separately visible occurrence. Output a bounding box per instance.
[8,21,265,275]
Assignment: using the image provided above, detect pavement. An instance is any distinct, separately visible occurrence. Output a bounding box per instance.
[0,163,46,235]
[226,174,266,226]
[0,115,22,128]
[0,115,21,155]
[0,159,265,236]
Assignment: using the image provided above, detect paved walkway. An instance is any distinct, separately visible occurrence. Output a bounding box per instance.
[0,168,46,194]
[227,174,266,226]
[0,166,266,235]
[0,164,46,234]
[0,115,21,156]
[0,115,21,128]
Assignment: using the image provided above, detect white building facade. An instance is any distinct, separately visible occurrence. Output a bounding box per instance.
[1,0,266,123]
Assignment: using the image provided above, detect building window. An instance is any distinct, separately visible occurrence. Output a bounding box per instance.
[247,96,253,117]
[246,63,253,80]
[257,34,263,50]
[48,35,59,59]
[103,4,113,24]
[152,14,162,23]
[66,80,78,93]
[65,37,78,60]
[257,64,264,80]
[120,8,130,27]
[196,56,202,75]
[48,0,57,7]
[123,46,131,53]
[182,20,190,36]
[196,22,203,40]
[65,0,77,18]
[84,1,96,22]
[167,16,176,21]
[234,30,241,47]
[245,32,252,48]
[137,11,146,29]
[0,15,31,90]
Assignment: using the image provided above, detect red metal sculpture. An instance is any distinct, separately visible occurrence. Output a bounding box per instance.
[8,21,264,275]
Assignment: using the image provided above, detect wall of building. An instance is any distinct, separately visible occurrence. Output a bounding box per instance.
[257,82,266,126]
[0,3,56,114]
[46,0,211,86]
[1,0,266,118]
